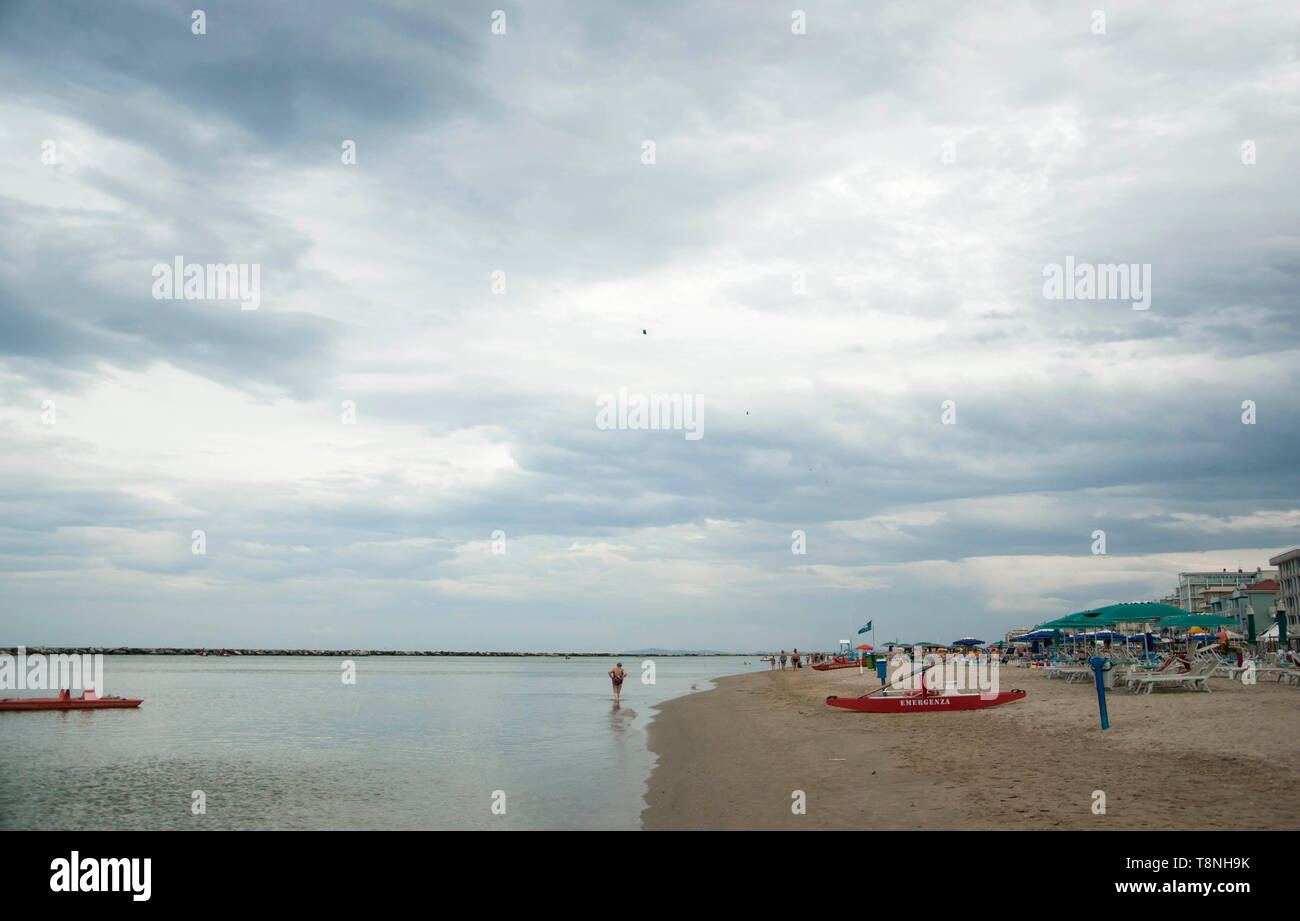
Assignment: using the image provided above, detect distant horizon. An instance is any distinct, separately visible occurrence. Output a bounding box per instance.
[5,565,1290,653]
[0,644,761,657]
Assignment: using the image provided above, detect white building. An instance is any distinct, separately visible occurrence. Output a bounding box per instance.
[1267,548,1300,648]
[1177,568,1275,614]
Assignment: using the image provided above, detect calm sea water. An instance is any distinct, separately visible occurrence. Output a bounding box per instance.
[0,655,768,830]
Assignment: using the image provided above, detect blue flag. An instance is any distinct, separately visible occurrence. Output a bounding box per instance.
[858,621,872,634]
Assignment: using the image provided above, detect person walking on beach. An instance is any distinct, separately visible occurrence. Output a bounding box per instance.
[779,650,787,670]
[608,662,627,702]
[792,648,801,669]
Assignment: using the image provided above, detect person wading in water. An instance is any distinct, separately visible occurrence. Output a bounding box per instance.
[608,662,627,702]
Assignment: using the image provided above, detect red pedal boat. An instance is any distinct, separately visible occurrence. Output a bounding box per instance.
[0,689,142,712]
[826,687,1026,713]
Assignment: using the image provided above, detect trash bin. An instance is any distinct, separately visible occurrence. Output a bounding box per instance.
[1099,658,1115,689]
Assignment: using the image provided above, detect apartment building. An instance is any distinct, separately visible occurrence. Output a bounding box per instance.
[1208,579,1280,639]
[1177,568,1276,614]
[1267,548,1300,647]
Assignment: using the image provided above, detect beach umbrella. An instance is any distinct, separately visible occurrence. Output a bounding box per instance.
[1076,630,1126,642]
[1037,612,1113,629]
[1153,613,1238,629]
[1071,602,1190,659]
[952,637,984,646]
[1075,602,1187,623]
[1049,603,1170,654]
[1126,631,1158,652]
[1040,602,1187,632]
[1154,613,1237,656]
[855,644,873,650]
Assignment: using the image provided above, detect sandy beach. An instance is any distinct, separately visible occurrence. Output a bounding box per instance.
[642,665,1300,830]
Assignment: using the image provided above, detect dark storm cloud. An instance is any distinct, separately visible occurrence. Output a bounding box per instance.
[0,239,341,397]
[0,0,488,152]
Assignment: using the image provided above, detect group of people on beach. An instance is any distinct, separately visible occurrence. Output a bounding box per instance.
[763,649,806,669]
[762,650,860,669]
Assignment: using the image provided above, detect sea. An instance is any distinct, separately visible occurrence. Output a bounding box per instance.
[0,654,769,830]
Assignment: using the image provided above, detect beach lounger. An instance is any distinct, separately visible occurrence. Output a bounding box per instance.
[1122,668,1163,693]
[1122,657,1196,693]
[1119,658,1179,692]
[1046,660,1092,681]
[1213,663,1253,681]
[1252,665,1300,686]
[1128,659,1215,695]
[1195,651,1254,681]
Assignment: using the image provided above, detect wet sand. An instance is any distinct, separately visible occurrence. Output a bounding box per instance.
[641,664,1300,830]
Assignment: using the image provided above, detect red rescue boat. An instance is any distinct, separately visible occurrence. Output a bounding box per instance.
[826,665,1025,712]
[826,687,1026,712]
[812,657,870,671]
[0,689,142,712]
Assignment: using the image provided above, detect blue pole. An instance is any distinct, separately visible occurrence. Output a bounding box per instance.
[1089,655,1110,730]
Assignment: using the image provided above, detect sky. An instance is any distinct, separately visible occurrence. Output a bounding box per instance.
[1,1,1297,652]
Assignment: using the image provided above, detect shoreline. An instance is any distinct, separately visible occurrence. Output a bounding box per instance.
[0,647,744,658]
[641,666,1300,830]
